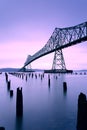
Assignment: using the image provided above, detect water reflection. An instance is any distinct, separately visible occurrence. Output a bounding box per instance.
[0,72,87,130]
[15,117,23,130]
[48,84,51,92]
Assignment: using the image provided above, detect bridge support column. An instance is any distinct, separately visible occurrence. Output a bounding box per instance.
[25,64,32,71]
[26,64,32,70]
[52,49,66,70]
[22,67,26,72]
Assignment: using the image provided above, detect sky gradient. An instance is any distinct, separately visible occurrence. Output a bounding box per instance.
[0,0,87,70]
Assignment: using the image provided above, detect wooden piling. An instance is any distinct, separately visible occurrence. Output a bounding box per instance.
[0,127,5,130]
[63,82,67,92]
[48,75,50,87]
[26,75,27,81]
[10,90,13,97]
[77,93,87,130]
[16,87,23,117]
[7,80,11,90]
[41,75,43,80]
[5,73,8,82]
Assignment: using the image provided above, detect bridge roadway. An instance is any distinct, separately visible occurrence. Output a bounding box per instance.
[23,21,87,68]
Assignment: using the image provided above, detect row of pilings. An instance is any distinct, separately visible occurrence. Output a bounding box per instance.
[0,71,68,130]
[9,72,45,81]
[5,73,23,118]
[5,73,13,97]
[9,72,67,92]
[73,72,87,75]
[2,73,23,129]
[8,72,87,130]
[0,74,5,129]
[1,71,86,130]
[0,72,69,130]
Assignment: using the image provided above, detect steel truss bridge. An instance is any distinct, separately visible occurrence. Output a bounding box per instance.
[21,21,87,71]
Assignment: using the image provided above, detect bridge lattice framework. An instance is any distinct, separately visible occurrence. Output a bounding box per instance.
[23,22,87,70]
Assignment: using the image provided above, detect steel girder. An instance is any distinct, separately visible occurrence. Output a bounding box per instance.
[24,22,87,68]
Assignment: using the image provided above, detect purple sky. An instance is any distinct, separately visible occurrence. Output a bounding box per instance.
[0,0,87,70]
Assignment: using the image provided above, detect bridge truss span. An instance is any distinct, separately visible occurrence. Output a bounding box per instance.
[24,21,87,70]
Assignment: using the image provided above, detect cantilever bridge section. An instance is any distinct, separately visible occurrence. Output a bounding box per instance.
[22,21,87,70]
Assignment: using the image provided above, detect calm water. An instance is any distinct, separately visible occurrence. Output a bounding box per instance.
[0,72,87,130]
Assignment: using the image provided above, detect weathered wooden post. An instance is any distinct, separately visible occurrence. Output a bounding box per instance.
[26,75,27,81]
[35,74,37,79]
[77,93,87,130]
[10,90,13,97]
[48,75,50,87]
[16,87,23,117]
[22,74,24,79]
[5,73,8,82]
[63,82,67,92]
[42,73,44,78]
[41,75,43,80]
[7,80,11,90]
[32,73,33,78]
[0,127,5,130]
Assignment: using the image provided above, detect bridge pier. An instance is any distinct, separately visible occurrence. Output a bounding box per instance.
[52,49,66,70]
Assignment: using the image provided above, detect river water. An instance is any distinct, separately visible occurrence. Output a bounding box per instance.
[0,72,87,130]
